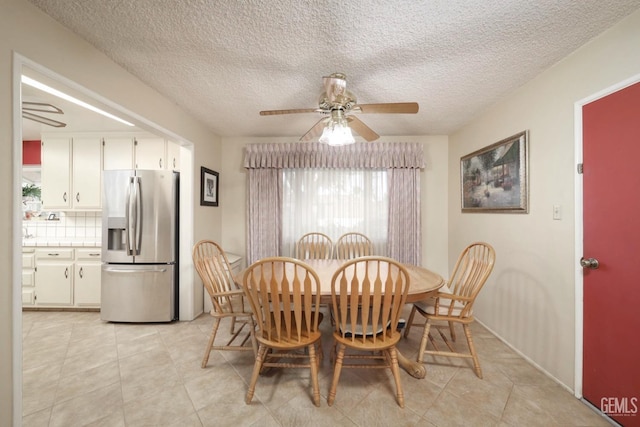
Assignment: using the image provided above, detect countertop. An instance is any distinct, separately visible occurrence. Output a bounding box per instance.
[22,238,101,248]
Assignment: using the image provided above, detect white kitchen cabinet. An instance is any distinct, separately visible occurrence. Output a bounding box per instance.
[75,248,102,306]
[103,137,134,170]
[22,248,36,305]
[34,248,74,306]
[104,135,173,171]
[166,140,181,171]
[41,136,102,210]
[135,137,166,170]
[41,137,71,209]
[72,137,102,209]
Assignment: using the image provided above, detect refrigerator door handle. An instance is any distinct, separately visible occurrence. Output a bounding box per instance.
[126,176,135,256]
[134,176,142,256]
[103,267,168,273]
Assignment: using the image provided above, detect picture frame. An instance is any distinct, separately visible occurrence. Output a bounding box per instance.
[461,130,528,213]
[200,167,219,207]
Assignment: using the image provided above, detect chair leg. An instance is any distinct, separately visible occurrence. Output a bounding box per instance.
[316,340,324,366]
[246,344,268,404]
[202,317,221,368]
[249,317,259,356]
[403,305,417,338]
[417,319,432,364]
[327,343,346,406]
[448,321,456,342]
[230,316,237,334]
[387,347,405,408]
[463,323,482,379]
[308,343,321,407]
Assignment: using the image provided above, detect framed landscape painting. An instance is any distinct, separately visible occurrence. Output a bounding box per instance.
[461,131,529,213]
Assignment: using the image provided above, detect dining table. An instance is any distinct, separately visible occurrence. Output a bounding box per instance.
[238,258,444,379]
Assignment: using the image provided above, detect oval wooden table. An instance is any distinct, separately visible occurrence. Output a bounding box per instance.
[239,259,444,379]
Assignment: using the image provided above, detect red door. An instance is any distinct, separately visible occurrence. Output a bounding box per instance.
[583,81,640,426]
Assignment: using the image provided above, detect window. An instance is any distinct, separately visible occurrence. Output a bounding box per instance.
[282,169,388,257]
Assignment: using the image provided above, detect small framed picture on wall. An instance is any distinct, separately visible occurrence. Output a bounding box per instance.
[200,167,219,207]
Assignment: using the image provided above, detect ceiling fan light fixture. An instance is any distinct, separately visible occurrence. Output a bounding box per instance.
[319,110,355,146]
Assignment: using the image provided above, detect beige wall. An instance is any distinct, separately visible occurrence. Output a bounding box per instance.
[1,0,221,423]
[448,9,640,389]
[219,136,450,276]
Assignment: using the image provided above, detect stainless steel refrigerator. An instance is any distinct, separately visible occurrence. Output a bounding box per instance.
[101,169,179,322]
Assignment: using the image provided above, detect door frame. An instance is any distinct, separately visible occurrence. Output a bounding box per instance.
[12,53,197,422]
[573,72,640,398]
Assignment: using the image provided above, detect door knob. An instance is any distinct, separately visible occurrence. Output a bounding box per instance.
[580,257,599,269]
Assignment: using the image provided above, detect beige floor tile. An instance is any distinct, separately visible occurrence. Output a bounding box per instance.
[54,360,121,404]
[123,384,196,425]
[22,311,615,427]
[118,349,183,403]
[196,397,273,427]
[423,389,501,427]
[443,366,513,418]
[183,363,247,410]
[343,386,424,426]
[22,406,52,427]
[48,383,124,427]
[116,330,166,359]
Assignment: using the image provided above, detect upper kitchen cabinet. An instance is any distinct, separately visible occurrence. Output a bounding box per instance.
[135,136,166,170]
[41,135,102,210]
[167,140,181,171]
[103,137,134,170]
[103,135,178,171]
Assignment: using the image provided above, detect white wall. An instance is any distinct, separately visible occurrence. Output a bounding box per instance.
[448,9,640,389]
[219,136,450,276]
[1,0,222,423]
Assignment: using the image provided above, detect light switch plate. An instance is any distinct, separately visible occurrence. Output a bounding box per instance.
[553,205,562,220]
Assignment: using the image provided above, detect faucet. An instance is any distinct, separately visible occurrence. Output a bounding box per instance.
[23,227,34,239]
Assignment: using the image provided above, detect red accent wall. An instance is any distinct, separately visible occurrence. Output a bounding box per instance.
[23,140,41,165]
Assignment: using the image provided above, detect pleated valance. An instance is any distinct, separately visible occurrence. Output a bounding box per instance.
[243,142,425,169]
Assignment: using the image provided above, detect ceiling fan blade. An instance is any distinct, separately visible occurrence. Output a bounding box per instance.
[22,102,64,114]
[357,102,419,114]
[300,117,329,142]
[260,108,319,116]
[347,116,379,142]
[22,111,67,128]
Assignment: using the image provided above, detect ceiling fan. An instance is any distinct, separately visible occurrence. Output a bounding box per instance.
[259,73,418,145]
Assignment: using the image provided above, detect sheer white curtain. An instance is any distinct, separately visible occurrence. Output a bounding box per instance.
[244,142,425,264]
[282,169,388,257]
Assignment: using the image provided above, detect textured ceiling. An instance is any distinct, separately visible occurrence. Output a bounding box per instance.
[25,0,640,140]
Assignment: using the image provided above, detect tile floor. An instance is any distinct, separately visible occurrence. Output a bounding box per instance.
[22,309,612,427]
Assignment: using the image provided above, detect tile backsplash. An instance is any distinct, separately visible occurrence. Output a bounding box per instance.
[23,212,101,240]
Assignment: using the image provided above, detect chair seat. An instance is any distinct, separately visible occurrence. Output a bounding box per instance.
[333,329,402,350]
[339,317,406,337]
[414,284,470,318]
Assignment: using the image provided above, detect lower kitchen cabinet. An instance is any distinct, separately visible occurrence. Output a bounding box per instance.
[23,247,102,308]
[75,249,102,306]
[34,248,74,306]
[21,248,36,305]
